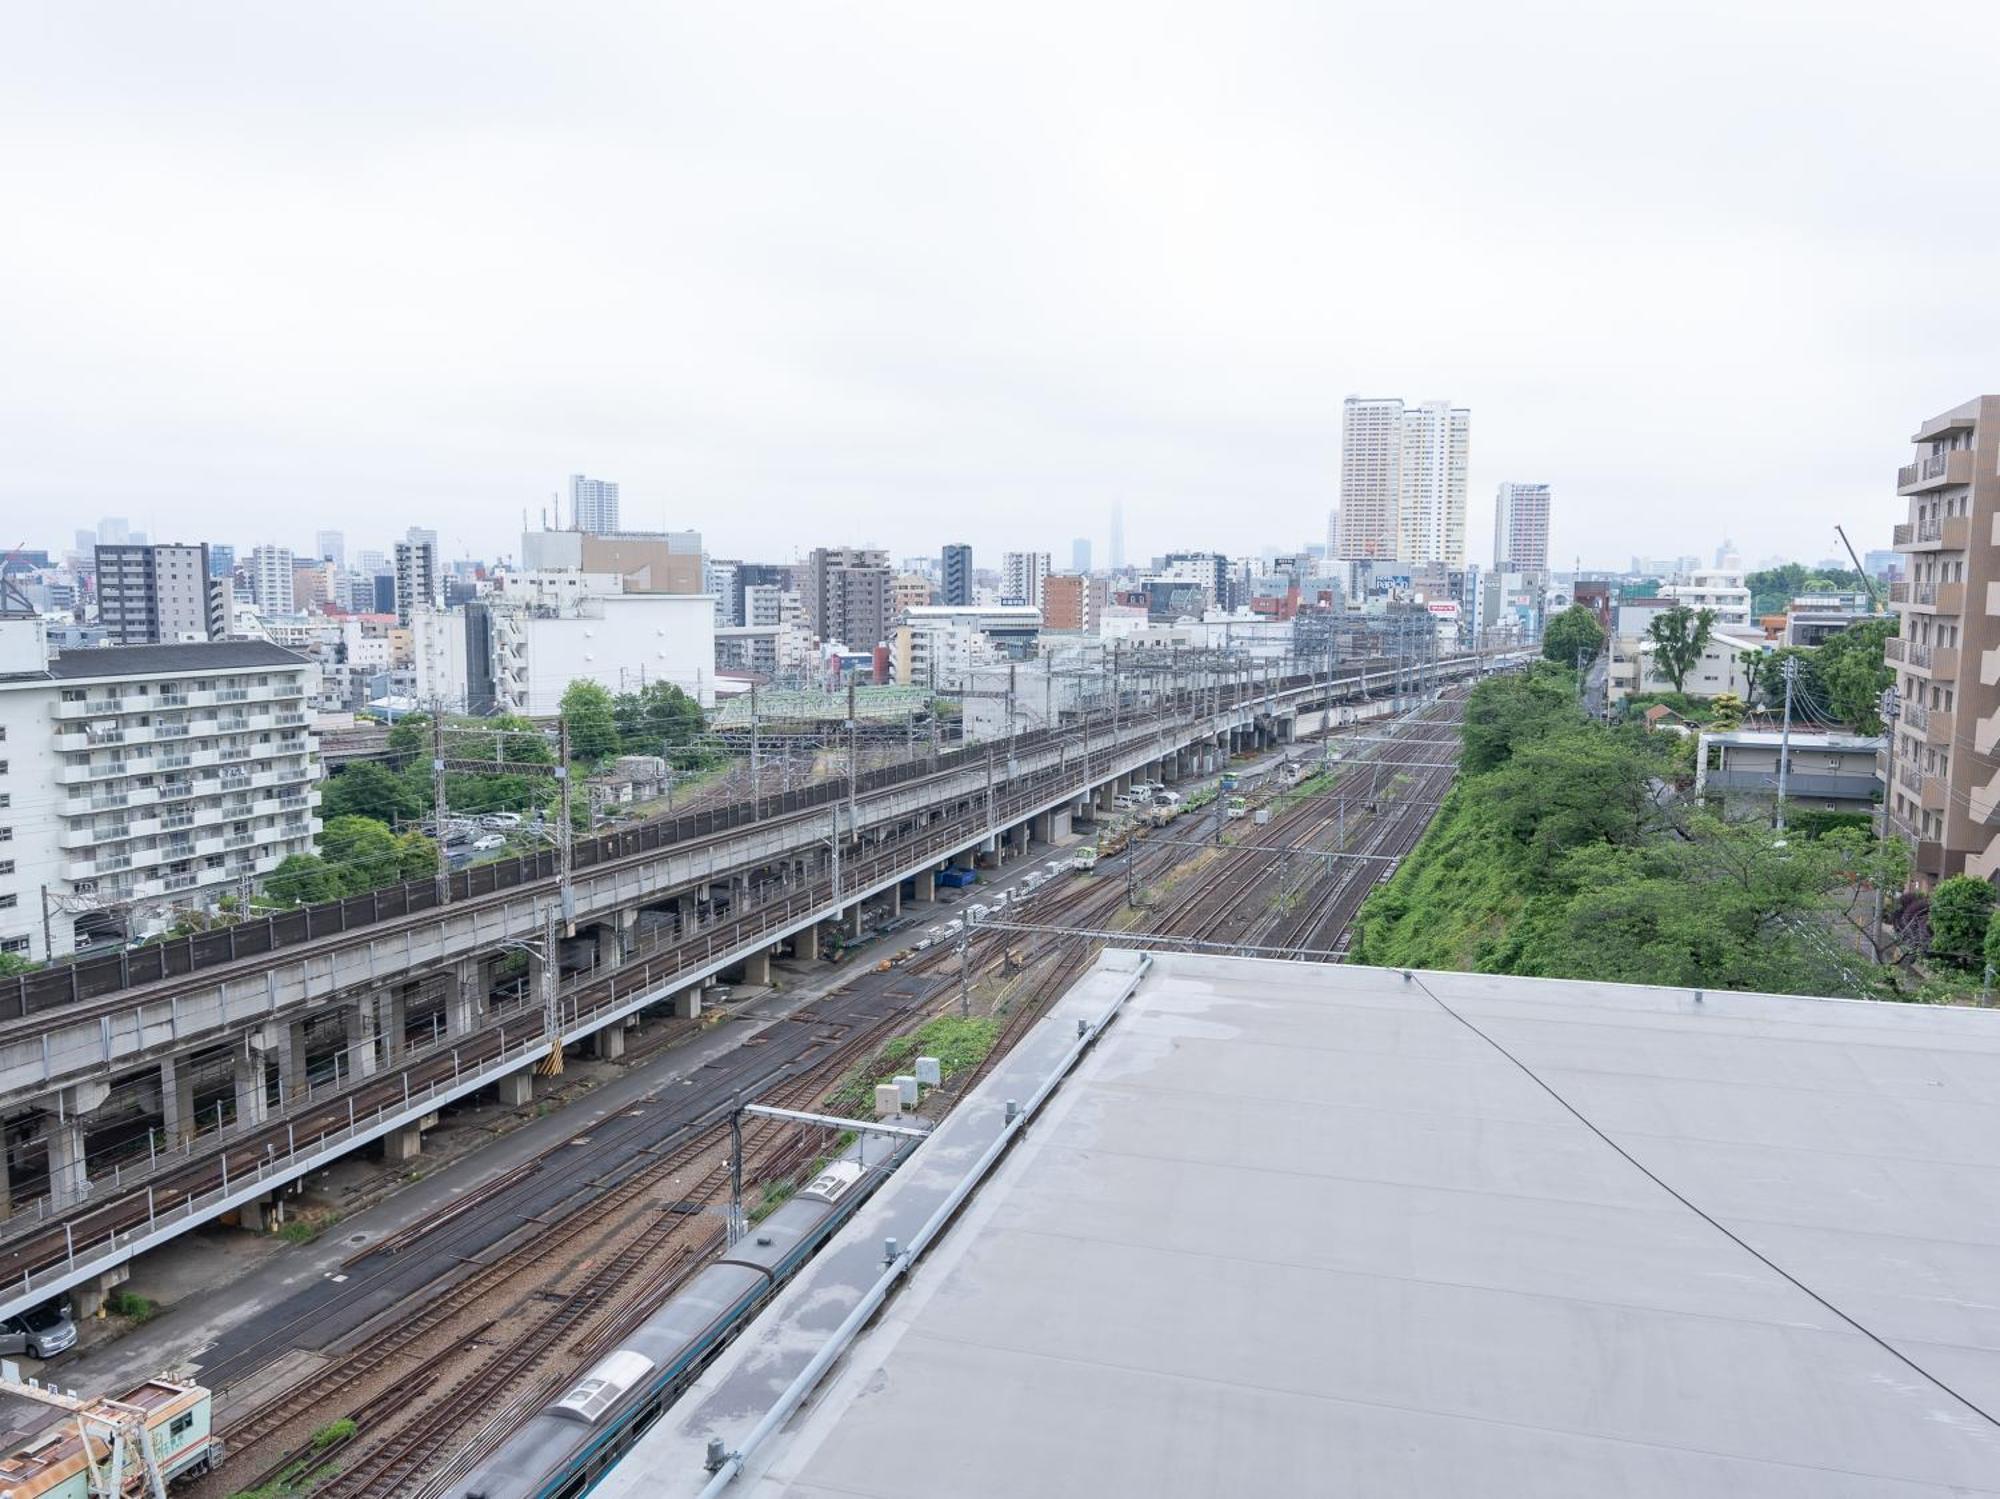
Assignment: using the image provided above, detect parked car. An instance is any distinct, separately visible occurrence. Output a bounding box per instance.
[0,1300,76,1360]
[480,812,524,829]
[470,833,508,852]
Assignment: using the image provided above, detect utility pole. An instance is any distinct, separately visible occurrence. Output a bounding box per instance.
[1871,685,1901,962]
[537,897,563,1075]
[1775,655,1798,832]
[749,681,761,815]
[956,917,972,1017]
[430,707,451,906]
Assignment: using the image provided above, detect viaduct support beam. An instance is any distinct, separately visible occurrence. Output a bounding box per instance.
[590,1024,626,1060]
[47,1118,87,1205]
[449,956,490,1038]
[673,987,703,1021]
[496,1070,534,1107]
[887,883,902,918]
[796,923,821,962]
[233,1049,268,1130]
[740,949,772,986]
[913,869,936,902]
[383,1122,423,1164]
[381,989,407,1065]
[160,1055,195,1146]
[349,997,379,1078]
[275,1020,308,1108]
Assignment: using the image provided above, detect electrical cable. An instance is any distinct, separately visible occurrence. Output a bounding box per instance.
[1407,971,2000,1434]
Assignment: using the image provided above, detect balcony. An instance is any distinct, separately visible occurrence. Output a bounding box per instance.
[155,722,190,739]
[1920,644,1958,680]
[1889,580,1909,604]
[1927,707,1957,747]
[1896,513,1971,552]
[1884,636,1907,663]
[1897,762,1924,795]
[1897,448,1975,494]
[1910,580,1964,613]
[215,686,250,702]
[1903,700,1929,733]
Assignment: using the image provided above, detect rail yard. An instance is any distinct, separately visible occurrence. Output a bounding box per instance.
[170,685,1471,1499]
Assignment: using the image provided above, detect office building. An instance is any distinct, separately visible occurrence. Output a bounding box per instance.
[1071,538,1091,574]
[889,606,1042,690]
[1493,482,1552,573]
[706,559,742,627]
[207,544,235,580]
[393,529,441,626]
[569,473,621,533]
[0,616,321,960]
[248,544,296,614]
[314,530,345,570]
[804,547,892,649]
[1338,397,1470,565]
[1153,552,1229,610]
[96,517,133,547]
[1886,395,1996,885]
[1001,551,1052,609]
[940,544,973,607]
[94,543,227,645]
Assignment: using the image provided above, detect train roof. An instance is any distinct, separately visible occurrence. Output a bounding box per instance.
[598,952,2000,1498]
[0,1379,203,1494]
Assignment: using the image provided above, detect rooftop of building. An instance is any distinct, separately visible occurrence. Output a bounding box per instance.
[3,638,310,685]
[604,952,2000,1499]
[1698,726,1884,752]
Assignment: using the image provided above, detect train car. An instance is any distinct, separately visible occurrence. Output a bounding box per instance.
[0,1378,219,1497]
[458,1152,895,1499]
[1073,846,1098,871]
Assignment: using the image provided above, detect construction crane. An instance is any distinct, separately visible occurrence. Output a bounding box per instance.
[1833,524,1882,612]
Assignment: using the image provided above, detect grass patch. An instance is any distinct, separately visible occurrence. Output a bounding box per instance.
[310,1418,356,1451]
[228,1457,339,1499]
[748,1179,797,1224]
[829,1015,1000,1113]
[104,1289,156,1322]
[276,1212,337,1246]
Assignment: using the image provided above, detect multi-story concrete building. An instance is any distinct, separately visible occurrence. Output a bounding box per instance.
[1153,552,1230,610]
[1660,568,1753,628]
[1493,482,1551,573]
[412,580,716,717]
[941,544,973,607]
[743,583,785,628]
[569,473,620,533]
[1001,551,1051,609]
[248,544,296,615]
[1338,397,1470,566]
[804,547,892,649]
[1041,573,1098,633]
[1886,395,1993,885]
[890,606,1041,691]
[94,543,227,645]
[892,573,932,617]
[0,616,321,961]
[393,529,440,626]
[314,530,345,570]
[705,559,741,627]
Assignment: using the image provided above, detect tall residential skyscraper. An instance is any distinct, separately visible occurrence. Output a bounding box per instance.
[1888,395,1997,887]
[394,528,441,625]
[249,544,296,613]
[1492,483,1551,572]
[94,543,227,644]
[1071,537,1092,574]
[1002,551,1052,608]
[804,547,892,648]
[941,544,973,607]
[315,529,346,569]
[1337,397,1470,566]
[570,473,620,533]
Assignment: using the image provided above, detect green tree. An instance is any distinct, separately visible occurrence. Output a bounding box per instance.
[1737,650,1767,707]
[613,681,711,764]
[385,714,429,766]
[266,853,342,906]
[561,681,621,764]
[1645,605,1717,693]
[1708,692,1745,731]
[1542,605,1606,668]
[1816,618,1897,732]
[1927,875,1995,970]
[321,761,425,825]
[1983,907,2000,978]
[1459,664,1581,775]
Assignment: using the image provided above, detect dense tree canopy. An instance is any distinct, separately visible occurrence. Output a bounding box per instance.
[1928,876,1995,970]
[1645,605,1717,693]
[320,761,425,826]
[561,680,621,763]
[1542,605,1606,668]
[1745,564,1869,618]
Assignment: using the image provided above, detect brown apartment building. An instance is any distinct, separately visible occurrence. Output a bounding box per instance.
[1040,572,1108,632]
[1885,395,1996,885]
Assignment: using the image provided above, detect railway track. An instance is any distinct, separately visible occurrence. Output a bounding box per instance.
[207,690,1481,1497]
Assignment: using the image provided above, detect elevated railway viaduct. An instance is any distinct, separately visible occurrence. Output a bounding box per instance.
[0,653,1507,1318]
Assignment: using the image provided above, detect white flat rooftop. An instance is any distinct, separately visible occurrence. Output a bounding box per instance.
[607,954,2000,1498]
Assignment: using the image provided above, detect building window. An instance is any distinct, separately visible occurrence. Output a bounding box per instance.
[0,938,27,956]
[0,896,15,910]
[0,861,11,876]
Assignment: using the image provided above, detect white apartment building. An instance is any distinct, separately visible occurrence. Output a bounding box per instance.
[1001,551,1052,609]
[1493,482,1552,572]
[569,473,620,533]
[743,583,787,627]
[248,544,296,614]
[412,587,716,717]
[1338,396,1470,566]
[890,605,1042,690]
[394,529,442,626]
[1660,568,1753,628]
[0,618,322,961]
[1607,624,1767,705]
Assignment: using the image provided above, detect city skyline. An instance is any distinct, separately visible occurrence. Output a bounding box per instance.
[4,5,1986,572]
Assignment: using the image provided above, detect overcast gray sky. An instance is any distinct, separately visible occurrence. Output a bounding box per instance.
[4,2,1995,574]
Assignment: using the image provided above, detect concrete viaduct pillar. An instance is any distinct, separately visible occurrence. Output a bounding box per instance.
[913,868,936,902]
[348,996,379,1079]
[160,1054,196,1146]
[741,948,772,986]
[233,1047,267,1130]
[450,956,491,1038]
[589,1024,626,1061]
[496,1070,534,1107]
